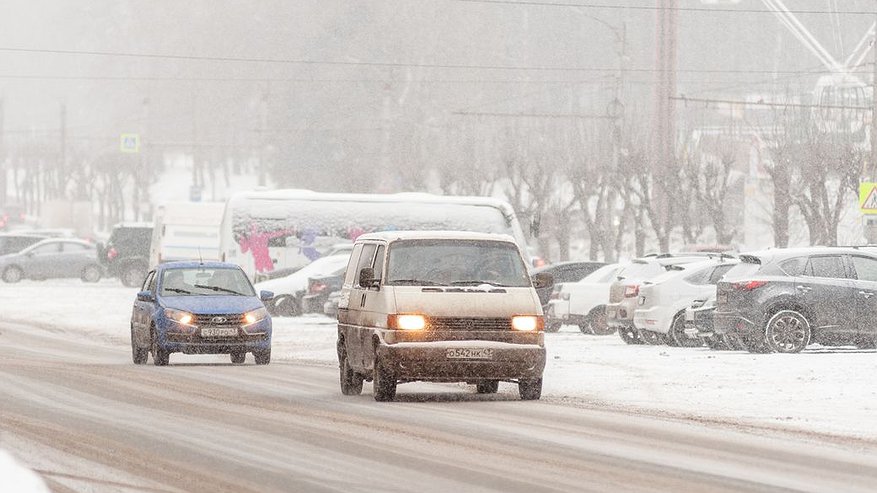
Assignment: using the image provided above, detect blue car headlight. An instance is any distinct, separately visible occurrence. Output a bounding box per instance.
[164,308,196,327]
[243,307,269,326]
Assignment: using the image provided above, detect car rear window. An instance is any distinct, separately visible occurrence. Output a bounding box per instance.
[722,261,762,281]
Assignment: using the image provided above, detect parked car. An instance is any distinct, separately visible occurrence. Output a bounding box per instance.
[531,261,607,307]
[683,293,744,351]
[336,231,551,401]
[607,254,720,345]
[0,238,103,283]
[130,261,274,365]
[545,263,623,333]
[0,233,46,256]
[714,247,877,354]
[323,289,342,318]
[255,253,351,316]
[301,272,345,314]
[99,223,153,287]
[633,257,738,346]
[0,204,27,230]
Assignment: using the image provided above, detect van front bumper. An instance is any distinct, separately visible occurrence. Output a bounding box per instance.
[376,341,546,382]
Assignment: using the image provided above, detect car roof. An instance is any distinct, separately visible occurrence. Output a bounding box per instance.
[355,230,517,243]
[741,246,877,263]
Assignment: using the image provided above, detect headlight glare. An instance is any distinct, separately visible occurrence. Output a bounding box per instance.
[244,307,269,326]
[512,315,542,331]
[391,314,426,330]
[165,308,196,326]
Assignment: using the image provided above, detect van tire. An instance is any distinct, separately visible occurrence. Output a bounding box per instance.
[339,346,363,395]
[476,380,499,394]
[373,358,397,402]
[518,378,542,400]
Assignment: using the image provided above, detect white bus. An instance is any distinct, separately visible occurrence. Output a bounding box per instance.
[149,202,226,268]
[219,190,533,280]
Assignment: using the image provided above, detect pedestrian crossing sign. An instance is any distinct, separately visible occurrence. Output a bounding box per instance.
[120,133,140,153]
[860,183,877,214]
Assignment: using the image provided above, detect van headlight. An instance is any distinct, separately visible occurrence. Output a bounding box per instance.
[244,307,269,326]
[165,308,195,326]
[512,315,543,331]
[388,314,426,330]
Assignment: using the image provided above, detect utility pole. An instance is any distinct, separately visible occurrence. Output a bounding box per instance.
[871,4,877,179]
[59,102,66,200]
[654,0,678,252]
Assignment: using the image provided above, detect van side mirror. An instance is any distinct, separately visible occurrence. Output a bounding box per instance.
[532,272,554,290]
[359,267,379,288]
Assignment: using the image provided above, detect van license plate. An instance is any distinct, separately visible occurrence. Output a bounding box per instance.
[446,348,493,360]
[201,328,238,337]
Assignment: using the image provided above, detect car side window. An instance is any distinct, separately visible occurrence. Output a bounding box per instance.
[353,244,378,286]
[31,243,61,256]
[779,257,807,276]
[343,244,364,286]
[851,256,877,282]
[804,256,846,279]
[373,245,386,281]
[61,242,90,253]
[707,264,735,284]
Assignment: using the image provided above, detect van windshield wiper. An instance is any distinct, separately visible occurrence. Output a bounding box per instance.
[389,279,445,286]
[450,280,511,287]
[194,284,246,296]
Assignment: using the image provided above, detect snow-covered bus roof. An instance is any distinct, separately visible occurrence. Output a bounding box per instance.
[226,190,517,213]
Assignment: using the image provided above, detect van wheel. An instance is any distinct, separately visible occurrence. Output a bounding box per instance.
[2,266,23,283]
[618,326,643,345]
[81,265,102,283]
[230,352,246,364]
[518,378,542,400]
[373,358,397,402]
[339,346,363,395]
[765,310,810,354]
[476,380,499,394]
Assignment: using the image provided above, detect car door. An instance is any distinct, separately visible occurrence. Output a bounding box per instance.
[132,271,157,347]
[847,255,877,345]
[799,255,857,341]
[59,241,92,277]
[360,244,387,371]
[23,242,61,278]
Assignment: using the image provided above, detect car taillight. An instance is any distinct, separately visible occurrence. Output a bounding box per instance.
[732,280,767,291]
[106,246,119,260]
[624,285,640,298]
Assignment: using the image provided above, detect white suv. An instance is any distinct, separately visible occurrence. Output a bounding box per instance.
[545,263,622,334]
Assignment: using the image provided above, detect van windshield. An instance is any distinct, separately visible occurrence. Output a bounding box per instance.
[385,240,530,287]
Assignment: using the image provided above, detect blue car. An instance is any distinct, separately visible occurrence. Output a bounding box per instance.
[130,261,274,366]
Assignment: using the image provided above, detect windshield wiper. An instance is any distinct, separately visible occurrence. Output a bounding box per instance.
[389,279,445,286]
[163,287,193,295]
[194,284,246,296]
[450,280,512,287]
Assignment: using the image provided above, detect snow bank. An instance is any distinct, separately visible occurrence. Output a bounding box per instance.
[0,449,50,493]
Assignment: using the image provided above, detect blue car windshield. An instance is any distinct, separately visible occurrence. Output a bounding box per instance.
[160,268,255,297]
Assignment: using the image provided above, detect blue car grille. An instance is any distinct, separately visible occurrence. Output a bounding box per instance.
[194,314,245,328]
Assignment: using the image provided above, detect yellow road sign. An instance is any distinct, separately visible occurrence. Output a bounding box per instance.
[120,133,140,153]
[860,182,877,214]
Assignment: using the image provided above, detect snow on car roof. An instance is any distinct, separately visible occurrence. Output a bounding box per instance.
[355,230,517,243]
[227,189,516,210]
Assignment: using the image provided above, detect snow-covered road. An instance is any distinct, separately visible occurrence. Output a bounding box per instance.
[4,281,877,491]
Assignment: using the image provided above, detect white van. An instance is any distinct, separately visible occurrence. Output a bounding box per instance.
[218,190,534,280]
[149,202,225,268]
[336,231,551,402]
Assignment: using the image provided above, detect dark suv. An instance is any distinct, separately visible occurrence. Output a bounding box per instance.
[99,223,153,287]
[714,247,877,353]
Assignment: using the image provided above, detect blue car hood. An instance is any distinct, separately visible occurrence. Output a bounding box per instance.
[160,296,263,315]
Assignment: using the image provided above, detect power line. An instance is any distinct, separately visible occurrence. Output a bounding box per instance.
[671,95,873,111]
[0,46,866,75]
[440,0,877,15]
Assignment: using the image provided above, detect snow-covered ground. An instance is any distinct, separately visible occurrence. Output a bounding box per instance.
[4,280,877,441]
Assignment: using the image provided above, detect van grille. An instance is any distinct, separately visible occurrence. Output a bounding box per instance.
[429,317,512,331]
[194,314,245,328]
